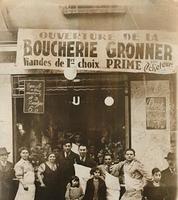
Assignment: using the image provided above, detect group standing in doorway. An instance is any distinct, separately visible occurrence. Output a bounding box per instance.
[0,143,177,200]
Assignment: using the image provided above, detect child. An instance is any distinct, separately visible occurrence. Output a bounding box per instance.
[143,168,168,200]
[65,176,84,200]
[84,167,107,200]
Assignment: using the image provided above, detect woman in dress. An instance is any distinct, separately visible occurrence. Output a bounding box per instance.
[37,152,61,200]
[14,147,36,200]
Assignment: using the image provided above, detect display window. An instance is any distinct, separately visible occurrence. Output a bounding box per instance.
[12,73,129,164]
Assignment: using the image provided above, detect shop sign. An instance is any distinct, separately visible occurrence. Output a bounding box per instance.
[16,29,178,74]
[146,97,166,129]
[23,80,45,114]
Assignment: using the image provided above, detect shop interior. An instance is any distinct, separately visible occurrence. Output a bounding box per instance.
[12,73,128,163]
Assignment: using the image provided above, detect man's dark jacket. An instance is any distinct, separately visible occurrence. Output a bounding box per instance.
[0,161,14,200]
[58,151,79,183]
[76,156,97,168]
[161,167,177,200]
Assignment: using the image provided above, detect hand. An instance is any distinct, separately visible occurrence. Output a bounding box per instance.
[23,186,29,191]
[40,183,46,187]
[110,165,114,171]
[66,183,71,189]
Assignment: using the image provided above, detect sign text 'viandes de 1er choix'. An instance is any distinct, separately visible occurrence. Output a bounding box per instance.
[16,29,178,74]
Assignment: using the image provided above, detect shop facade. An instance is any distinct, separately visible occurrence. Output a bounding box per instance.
[0,1,177,171]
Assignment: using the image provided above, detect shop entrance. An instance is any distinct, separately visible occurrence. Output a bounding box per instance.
[12,73,129,162]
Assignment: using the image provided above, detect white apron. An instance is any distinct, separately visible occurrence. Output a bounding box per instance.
[15,171,35,200]
[14,159,36,200]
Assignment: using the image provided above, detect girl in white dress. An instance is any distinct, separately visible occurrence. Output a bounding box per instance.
[14,147,36,200]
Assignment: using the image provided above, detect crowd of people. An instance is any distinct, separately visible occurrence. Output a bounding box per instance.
[0,140,177,200]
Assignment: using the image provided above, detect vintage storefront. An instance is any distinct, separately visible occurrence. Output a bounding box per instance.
[0,1,177,171]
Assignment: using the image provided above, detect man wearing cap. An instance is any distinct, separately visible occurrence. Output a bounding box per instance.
[161,152,177,200]
[0,147,14,200]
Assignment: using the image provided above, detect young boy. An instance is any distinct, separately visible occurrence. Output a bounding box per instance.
[84,167,107,200]
[143,168,168,200]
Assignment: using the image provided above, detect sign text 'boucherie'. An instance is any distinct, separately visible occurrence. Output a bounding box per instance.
[16,29,178,74]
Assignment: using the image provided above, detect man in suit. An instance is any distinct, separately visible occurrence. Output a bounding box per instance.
[0,147,14,200]
[58,139,80,198]
[76,144,96,168]
[161,152,177,200]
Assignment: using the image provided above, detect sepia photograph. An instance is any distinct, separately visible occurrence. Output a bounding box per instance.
[0,0,177,200]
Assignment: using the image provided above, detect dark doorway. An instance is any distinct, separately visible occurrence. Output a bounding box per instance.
[12,73,128,162]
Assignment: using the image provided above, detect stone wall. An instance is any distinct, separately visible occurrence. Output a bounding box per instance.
[0,75,13,161]
[131,80,170,171]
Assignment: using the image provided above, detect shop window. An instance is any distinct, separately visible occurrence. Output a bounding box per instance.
[12,74,127,163]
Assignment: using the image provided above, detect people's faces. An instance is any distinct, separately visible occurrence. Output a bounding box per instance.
[79,146,87,157]
[75,135,81,143]
[167,159,176,168]
[53,148,60,155]
[63,143,72,153]
[153,171,161,183]
[104,155,112,165]
[48,153,56,163]
[97,151,104,162]
[71,179,79,187]
[125,150,135,161]
[89,146,95,153]
[93,170,101,178]
[20,149,29,160]
[101,136,106,143]
[0,154,8,162]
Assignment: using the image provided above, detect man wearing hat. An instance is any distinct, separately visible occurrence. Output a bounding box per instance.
[161,152,177,200]
[0,147,14,200]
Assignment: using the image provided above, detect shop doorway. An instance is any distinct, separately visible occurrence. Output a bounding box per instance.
[12,73,129,162]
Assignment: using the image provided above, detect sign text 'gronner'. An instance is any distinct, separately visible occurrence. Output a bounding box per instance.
[16,29,177,74]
